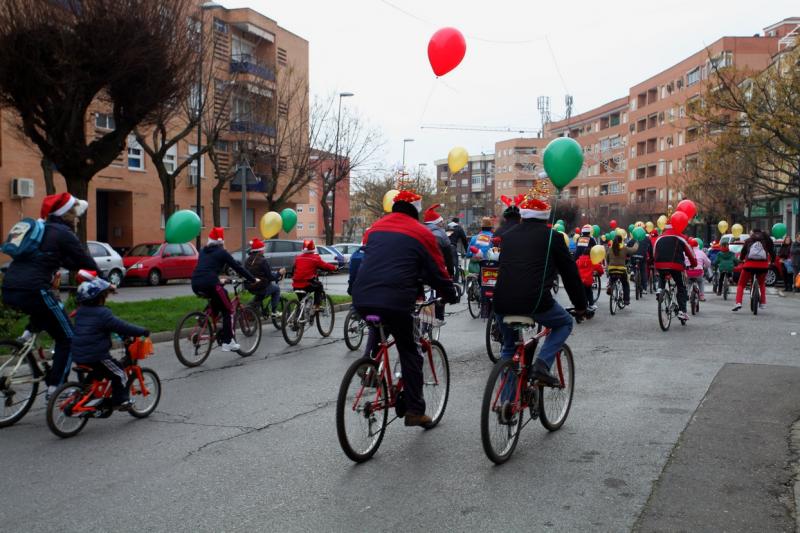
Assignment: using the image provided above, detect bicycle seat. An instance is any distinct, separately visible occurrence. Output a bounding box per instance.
[502,315,535,327]
[365,315,381,323]
[294,290,308,296]
[73,364,94,372]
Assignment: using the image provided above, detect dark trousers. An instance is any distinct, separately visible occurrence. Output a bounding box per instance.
[195,284,234,343]
[298,280,324,306]
[252,283,281,313]
[2,288,73,386]
[88,358,129,404]
[658,269,687,312]
[632,256,647,292]
[610,272,631,302]
[781,264,793,291]
[356,308,426,416]
[583,285,594,306]
[715,271,732,294]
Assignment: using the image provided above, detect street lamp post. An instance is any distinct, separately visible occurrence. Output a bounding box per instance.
[401,138,414,177]
[330,91,353,245]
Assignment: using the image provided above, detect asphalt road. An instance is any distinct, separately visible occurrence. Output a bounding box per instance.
[3,290,800,532]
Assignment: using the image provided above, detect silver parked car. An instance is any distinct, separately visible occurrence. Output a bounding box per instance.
[59,241,126,286]
[332,243,363,266]
[230,240,304,277]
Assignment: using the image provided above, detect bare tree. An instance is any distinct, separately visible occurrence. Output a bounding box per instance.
[0,0,196,240]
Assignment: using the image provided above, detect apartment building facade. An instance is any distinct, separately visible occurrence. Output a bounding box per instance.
[493,138,551,203]
[295,153,350,243]
[435,153,495,231]
[0,3,309,255]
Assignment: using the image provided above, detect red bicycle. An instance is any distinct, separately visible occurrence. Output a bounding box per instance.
[480,309,586,464]
[46,337,161,438]
[336,300,449,463]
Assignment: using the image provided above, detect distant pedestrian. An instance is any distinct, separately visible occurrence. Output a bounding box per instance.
[777,235,793,295]
[791,233,800,293]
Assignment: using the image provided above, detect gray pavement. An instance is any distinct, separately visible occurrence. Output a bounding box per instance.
[2,289,800,532]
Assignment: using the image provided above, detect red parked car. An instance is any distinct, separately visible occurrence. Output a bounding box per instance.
[123,242,198,286]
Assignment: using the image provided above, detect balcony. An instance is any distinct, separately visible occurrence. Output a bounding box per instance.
[230,58,276,82]
[230,173,269,193]
[230,121,276,137]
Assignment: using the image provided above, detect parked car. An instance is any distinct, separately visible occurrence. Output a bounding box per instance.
[317,246,344,269]
[319,245,346,269]
[331,243,362,266]
[3,241,125,287]
[123,242,198,286]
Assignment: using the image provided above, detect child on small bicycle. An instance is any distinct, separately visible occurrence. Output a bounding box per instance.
[685,238,711,301]
[244,238,285,319]
[606,235,638,305]
[72,278,150,410]
[575,253,603,311]
[713,242,738,295]
[292,239,336,311]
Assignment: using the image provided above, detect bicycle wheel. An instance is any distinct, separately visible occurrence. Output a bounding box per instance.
[485,313,502,363]
[174,312,214,368]
[422,340,449,427]
[336,358,388,463]
[658,291,672,331]
[343,308,366,351]
[467,279,480,319]
[635,272,642,300]
[281,300,304,346]
[128,368,161,418]
[609,282,618,315]
[234,306,262,357]
[690,290,697,316]
[271,297,285,329]
[46,382,88,438]
[751,284,759,315]
[540,344,575,431]
[593,273,602,302]
[316,295,335,337]
[480,358,523,464]
[0,341,40,428]
[723,277,729,300]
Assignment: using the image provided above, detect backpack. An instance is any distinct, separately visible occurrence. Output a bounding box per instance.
[747,241,767,261]
[2,218,44,259]
[244,254,265,291]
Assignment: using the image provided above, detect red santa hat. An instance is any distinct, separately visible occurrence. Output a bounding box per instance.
[519,198,551,220]
[208,227,224,244]
[249,238,265,252]
[423,204,443,224]
[40,193,88,219]
[393,189,422,212]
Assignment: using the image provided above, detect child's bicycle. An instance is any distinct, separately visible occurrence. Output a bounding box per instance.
[657,273,687,330]
[336,299,449,463]
[480,308,589,464]
[173,278,262,367]
[608,274,628,315]
[45,337,161,438]
[688,277,701,315]
[281,279,335,346]
[0,332,52,428]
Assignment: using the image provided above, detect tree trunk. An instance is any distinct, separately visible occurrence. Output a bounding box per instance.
[40,157,55,195]
[320,194,333,245]
[212,181,224,227]
[159,173,176,221]
[63,175,90,243]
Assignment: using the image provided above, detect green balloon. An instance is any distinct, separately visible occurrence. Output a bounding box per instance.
[556,219,565,228]
[606,231,616,241]
[280,208,298,233]
[694,238,704,249]
[543,137,584,190]
[632,227,647,241]
[772,222,787,239]
[592,224,601,238]
[165,210,201,244]
[554,223,565,233]
[627,224,635,234]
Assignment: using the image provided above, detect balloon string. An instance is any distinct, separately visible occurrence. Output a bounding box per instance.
[532,193,560,315]
[418,78,437,125]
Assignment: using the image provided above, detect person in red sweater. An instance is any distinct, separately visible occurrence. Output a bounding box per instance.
[292,239,337,310]
[575,254,603,311]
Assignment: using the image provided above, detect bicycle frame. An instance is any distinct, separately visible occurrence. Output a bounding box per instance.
[61,363,152,416]
[0,333,46,387]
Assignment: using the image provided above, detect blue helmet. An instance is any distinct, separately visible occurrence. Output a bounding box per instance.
[76,278,112,303]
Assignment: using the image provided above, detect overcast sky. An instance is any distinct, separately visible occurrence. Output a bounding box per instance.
[222,0,797,176]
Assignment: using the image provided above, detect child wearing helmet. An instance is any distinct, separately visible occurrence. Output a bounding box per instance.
[72,279,150,410]
[292,239,337,310]
[574,225,597,259]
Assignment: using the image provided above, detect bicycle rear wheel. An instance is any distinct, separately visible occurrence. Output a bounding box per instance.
[271,297,285,329]
[539,344,575,431]
[690,290,698,316]
[723,277,729,300]
[46,382,88,438]
[128,368,161,418]
[235,306,262,357]
[0,341,39,428]
[593,273,602,301]
[422,340,449,427]
[634,272,642,300]
[485,313,502,363]
[316,295,335,337]
[609,282,618,315]
[336,358,388,463]
[481,358,523,464]
[658,291,672,331]
[751,285,759,315]
[281,300,304,346]
[174,312,214,368]
[343,308,366,351]
[467,279,480,319]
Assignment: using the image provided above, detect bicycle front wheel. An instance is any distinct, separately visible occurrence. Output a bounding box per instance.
[467,280,480,319]
[128,368,161,418]
[235,306,262,357]
[316,295,335,337]
[343,308,366,351]
[336,358,388,463]
[281,300,304,346]
[46,382,88,438]
[485,313,502,363]
[539,344,575,431]
[422,340,449,427]
[174,312,213,368]
[0,341,39,428]
[658,292,671,331]
[271,297,285,329]
[481,358,523,464]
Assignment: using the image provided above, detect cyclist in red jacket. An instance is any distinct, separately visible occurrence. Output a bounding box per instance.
[292,240,336,311]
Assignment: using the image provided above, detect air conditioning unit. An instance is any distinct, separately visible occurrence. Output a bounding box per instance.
[11,178,34,198]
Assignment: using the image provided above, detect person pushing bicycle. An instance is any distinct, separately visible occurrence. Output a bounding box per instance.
[351,189,458,428]
[492,184,589,387]
[292,239,336,312]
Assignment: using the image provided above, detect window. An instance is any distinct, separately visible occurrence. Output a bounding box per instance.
[232,34,256,61]
[163,145,177,174]
[88,243,108,257]
[213,18,228,33]
[687,67,700,86]
[245,208,255,228]
[297,205,303,213]
[215,141,229,153]
[308,205,315,213]
[220,207,229,228]
[164,244,184,257]
[471,175,484,186]
[460,179,468,187]
[180,244,195,256]
[189,144,204,179]
[272,241,295,253]
[296,223,304,230]
[95,113,115,130]
[127,135,144,170]
[232,96,253,122]
[309,223,316,230]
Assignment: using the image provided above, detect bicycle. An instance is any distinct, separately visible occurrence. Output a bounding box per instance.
[688,278,701,315]
[0,332,52,428]
[343,307,367,351]
[336,299,449,463]
[648,263,657,294]
[480,308,587,464]
[592,271,602,302]
[748,270,762,315]
[657,273,687,331]
[608,274,627,315]
[466,272,481,319]
[718,271,731,300]
[173,279,262,367]
[247,287,286,330]
[631,257,643,300]
[46,337,161,438]
[281,281,335,346]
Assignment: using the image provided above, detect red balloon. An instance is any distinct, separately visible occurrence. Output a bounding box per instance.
[574,227,580,234]
[676,199,697,220]
[427,28,466,77]
[670,211,689,233]
[609,219,617,229]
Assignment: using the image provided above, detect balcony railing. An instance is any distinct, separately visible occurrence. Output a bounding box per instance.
[230,121,276,137]
[230,173,269,193]
[230,59,276,82]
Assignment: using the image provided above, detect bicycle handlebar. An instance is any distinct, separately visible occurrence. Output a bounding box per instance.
[565,307,594,323]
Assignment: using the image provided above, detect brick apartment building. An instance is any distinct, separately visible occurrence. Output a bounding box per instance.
[0,3,308,255]
[295,151,350,243]
[435,153,495,231]
[494,137,552,200]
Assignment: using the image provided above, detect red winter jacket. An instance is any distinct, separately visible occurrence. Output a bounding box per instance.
[654,230,696,271]
[292,252,336,289]
[576,255,604,287]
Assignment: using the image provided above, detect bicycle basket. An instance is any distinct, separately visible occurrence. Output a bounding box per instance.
[129,338,154,360]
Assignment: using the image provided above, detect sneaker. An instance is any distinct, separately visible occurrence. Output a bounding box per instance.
[221,341,241,352]
[759,303,766,310]
[432,318,446,327]
[114,399,134,412]
[655,288,663,295]
[732,304,742,312]
[588,304,598,312]
[677,311,689,321]
[45,385,57,400]
[623,300,630,306]
[16,329,33,343]
[271,311,281,319]
[531,360,560,388]
[404,413,433,428]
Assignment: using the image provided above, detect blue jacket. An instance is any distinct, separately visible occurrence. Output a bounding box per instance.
[347,246,365,295]
[2,216,98,291]
[72,306,149,363]
[352,213,456,312]
[191,244,255,289]
[467,230,494,259]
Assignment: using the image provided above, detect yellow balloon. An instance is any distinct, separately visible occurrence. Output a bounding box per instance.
[645,221,655,233]
[560,231,569,248]
[731,223,743,239]
[616,227,627,238]
[382,189,399,213]
[635,221,644,228]
[657,215,668,230]
[259,211,282,239]
[718,220,729,234]
[589,244,606,265]
[448,147,469,174]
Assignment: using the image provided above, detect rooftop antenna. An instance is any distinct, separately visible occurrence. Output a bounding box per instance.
[565,94,574,120]
[536,96,551,138]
